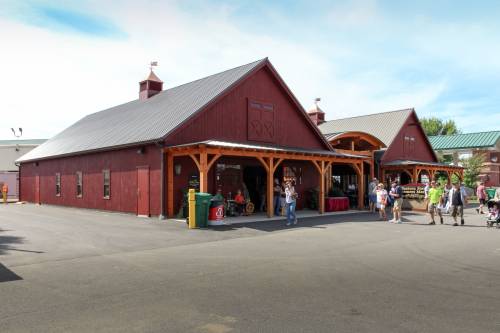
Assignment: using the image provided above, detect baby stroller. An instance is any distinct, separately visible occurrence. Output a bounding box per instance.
[487,214,500,228]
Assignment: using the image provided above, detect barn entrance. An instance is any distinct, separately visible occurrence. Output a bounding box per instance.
[243,166,267,212]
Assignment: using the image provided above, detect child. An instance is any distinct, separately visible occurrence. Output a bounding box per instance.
[234,189,246,215]
[376,183,388,221]
[488,203,499,221]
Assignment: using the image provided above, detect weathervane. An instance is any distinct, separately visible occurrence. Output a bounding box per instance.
[150,61,158,71]
[314,97,321,105]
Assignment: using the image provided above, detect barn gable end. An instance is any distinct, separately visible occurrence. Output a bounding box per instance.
[381,111,437,163]
[165,62,330,150]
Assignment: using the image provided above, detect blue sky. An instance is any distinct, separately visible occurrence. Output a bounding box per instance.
[1,0,499,139]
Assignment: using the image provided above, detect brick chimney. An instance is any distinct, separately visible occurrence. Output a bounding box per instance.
[139,69,163,100]
[307,98,325,126]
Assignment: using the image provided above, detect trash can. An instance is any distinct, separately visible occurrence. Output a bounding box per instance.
[486,188,496,200]
[195,192,212,228]
[208,197,225,226]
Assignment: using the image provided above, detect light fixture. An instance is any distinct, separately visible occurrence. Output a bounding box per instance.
[174,164,182,175]
[492,156,498,163]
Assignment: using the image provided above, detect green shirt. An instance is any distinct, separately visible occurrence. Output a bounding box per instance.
[428,188,443,204]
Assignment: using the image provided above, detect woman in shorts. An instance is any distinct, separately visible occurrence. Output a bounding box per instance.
[376,183,388,221]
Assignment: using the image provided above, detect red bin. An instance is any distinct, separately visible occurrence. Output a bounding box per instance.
[208,204,224,221]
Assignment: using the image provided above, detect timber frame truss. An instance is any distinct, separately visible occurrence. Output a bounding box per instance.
[164,143,368,218]
[381,164,464,184]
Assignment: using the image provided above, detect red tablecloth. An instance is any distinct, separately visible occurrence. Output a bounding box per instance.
[325,197,349,212]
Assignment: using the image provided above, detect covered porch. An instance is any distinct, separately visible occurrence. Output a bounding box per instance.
[381,160,464,185]
[164,141,367,218]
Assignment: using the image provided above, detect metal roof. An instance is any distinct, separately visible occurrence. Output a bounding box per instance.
[0,139,46,146]
[17,59,267,163]
[319,108,414,146]
[429,131,500,150]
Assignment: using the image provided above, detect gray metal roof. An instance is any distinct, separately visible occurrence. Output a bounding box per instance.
[319,108,414,147]
[17,59,267,163]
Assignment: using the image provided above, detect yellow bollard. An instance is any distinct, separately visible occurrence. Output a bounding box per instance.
[188,189,196,229]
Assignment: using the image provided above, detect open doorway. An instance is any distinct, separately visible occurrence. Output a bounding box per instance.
[243,166,267,211]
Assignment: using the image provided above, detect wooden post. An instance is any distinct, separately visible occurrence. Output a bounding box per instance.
[318,161,325,214]
[267,158,274,218]
[199,150,208,193]
[412,167,418,183]
[358,162,365,209]
[167,152,174,217]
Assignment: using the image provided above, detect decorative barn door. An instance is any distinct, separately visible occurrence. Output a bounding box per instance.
[137,166,150,217]
[35,174,40,205]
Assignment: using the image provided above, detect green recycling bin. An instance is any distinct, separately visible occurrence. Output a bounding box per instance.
[195,192,212,228]
[486,188,496,200]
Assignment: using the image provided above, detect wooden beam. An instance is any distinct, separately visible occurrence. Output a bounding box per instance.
[358,162,365,209]
[267,158,275,218]
[199,150,208,193]
[189,154,201,171]
[412,166,418,183]
[318,160,325,214]
[207,153,221,172]
[256,156,270,173]
[273,158,285,173]
[167,153,174,217]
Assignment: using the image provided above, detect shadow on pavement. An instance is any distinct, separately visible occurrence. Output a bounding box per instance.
[209,212,392,232]
[0,263,22,283]
[0,228,44,255]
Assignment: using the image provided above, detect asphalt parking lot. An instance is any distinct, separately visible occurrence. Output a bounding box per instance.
[1,203,500,333]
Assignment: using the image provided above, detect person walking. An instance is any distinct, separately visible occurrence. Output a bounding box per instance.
[376,183,388,221]
[368,178,378,213]
[427,181,443,225]
[285,181,298,226]
[476,181,487,214]
[389,180,403,223]
[2,183,8,204]
[449,182,468,226]
[273,179,282,216]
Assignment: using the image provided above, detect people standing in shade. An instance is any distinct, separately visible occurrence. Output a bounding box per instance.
[285,180,298,226]
[273,179,282,216]
[2,183,8,204]
[376,183,388,221]
[368,178,378,213]
[476,181,487,214]
[449,182,468,226]
[427,181,444,225]
[389,180,404,223]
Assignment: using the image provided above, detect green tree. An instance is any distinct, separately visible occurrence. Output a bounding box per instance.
[421,117,460,136]
[461,153,486,188]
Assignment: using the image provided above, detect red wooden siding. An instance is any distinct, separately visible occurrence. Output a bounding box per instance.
[20,145,161,215]
[165,66,327,150]
[381,112,437,163]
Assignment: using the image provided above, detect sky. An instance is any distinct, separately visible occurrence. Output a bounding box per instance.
[1,0,500,140]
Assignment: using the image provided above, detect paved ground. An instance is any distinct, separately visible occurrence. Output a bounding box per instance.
[1,204,499,333]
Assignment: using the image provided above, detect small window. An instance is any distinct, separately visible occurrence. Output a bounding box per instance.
[103,170,110,199]
[55,173,61,196]
[76,171,83,197]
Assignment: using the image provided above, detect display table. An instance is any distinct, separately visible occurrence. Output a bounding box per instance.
[325,197,349,212]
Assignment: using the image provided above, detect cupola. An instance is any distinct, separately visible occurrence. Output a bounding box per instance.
[307,98,325,126]
[139,62,163,100]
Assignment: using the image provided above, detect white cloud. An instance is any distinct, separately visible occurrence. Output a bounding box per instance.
[1,0,488,140]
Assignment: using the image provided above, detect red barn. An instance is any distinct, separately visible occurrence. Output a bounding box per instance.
[18,58,368,218]
[317,108,463,185]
